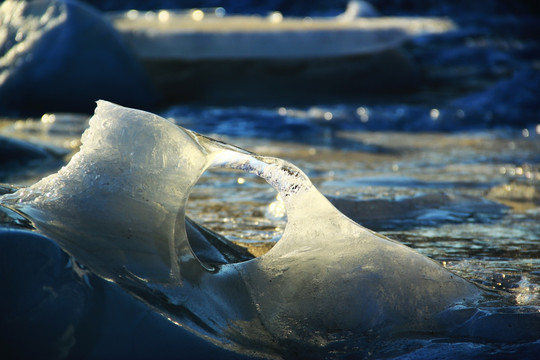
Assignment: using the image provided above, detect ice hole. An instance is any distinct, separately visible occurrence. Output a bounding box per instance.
[186,167,287,259]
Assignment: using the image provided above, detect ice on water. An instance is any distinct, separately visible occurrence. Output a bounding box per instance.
[2,101,538,358]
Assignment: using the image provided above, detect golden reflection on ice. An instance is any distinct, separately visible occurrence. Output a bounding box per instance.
[158,10,170,23]
[267,194,286,219]
[144,11,154,21]
[323,111,333,121]
[356,106,369,122]
[126,9,138,20]
[41,113,56,124]
[268,11,283,24]
[191,9,204,22]
[214,7,226,18]
[430,108,440,120]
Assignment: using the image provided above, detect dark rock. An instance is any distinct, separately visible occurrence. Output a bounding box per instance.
[0,229,95,359]
[0,227,250,359]
[0,0,158,116]
[0,135,52,164]
[0,135,64,182]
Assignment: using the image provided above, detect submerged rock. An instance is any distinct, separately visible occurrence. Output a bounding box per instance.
[0,229,94,359]
[0,226,251,360]
[330,192,508,230]
[0,135,64,182]
[0,0,158,116]
[0,136,52,164]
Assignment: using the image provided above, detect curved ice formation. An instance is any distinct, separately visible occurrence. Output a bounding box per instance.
[1,101,493,357]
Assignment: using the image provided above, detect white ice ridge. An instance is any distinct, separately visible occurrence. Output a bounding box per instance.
[1,101,485,357]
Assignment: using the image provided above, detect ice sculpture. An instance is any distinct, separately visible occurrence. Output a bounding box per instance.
[1,101,484,357]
